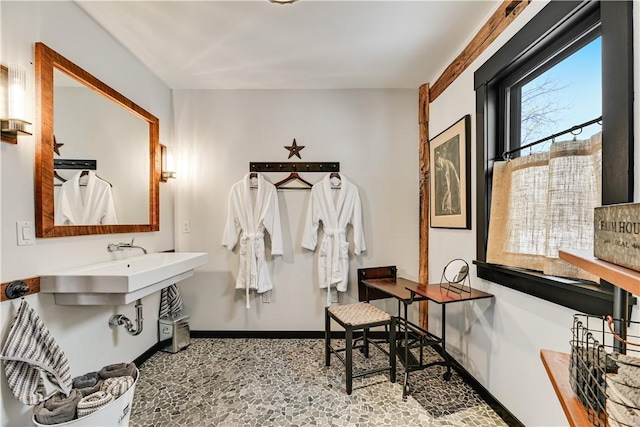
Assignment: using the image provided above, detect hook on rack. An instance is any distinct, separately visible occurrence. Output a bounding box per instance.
[5,280,30,299]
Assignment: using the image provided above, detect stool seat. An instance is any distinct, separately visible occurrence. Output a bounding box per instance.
[328,302,391,326]
[325,302,396,394]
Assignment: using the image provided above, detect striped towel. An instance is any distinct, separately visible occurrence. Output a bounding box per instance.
[0,300,72,405]
[159,284,184,318]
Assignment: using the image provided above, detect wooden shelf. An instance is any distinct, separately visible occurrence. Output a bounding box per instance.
[540,349,595,427]
[559,249,640,296]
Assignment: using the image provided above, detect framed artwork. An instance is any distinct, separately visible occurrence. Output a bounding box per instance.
[429,115,471,229]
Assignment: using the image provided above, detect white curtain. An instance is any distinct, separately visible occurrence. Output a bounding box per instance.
[487,132,602,281]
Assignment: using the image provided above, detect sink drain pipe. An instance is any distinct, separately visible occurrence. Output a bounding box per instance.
[109,299,143,336]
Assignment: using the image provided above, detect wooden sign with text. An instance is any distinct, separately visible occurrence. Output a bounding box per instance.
[594,203,640,272]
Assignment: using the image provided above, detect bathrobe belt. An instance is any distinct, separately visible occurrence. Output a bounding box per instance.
[322,228,346,305]
[240,232,265,308]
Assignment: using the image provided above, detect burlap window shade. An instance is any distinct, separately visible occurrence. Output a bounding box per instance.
[487,132,602,282]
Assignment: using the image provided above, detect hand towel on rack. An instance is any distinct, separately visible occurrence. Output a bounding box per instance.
[159,284,184,318]
[0,300,72,405]
[33,389,82,425]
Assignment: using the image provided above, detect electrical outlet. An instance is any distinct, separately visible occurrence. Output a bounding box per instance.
[182,220,191,233]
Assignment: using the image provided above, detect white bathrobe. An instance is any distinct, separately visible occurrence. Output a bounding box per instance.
[222,173,283,308]
[55,171,118,225]
[302,173,366,304]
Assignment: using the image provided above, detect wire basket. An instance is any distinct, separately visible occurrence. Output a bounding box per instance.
[570,314,640,427]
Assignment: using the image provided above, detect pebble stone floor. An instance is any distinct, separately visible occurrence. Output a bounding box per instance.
[129,338,509,427]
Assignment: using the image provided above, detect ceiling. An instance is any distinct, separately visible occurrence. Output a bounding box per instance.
[76,0,498,90]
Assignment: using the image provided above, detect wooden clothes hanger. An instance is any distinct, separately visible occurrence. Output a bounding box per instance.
[80,170,113,187]
[54,170,112,187]
[275,172,313,190]
[53,171,67,185]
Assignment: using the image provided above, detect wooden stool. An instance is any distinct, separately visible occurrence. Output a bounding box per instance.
[325,302,396,394]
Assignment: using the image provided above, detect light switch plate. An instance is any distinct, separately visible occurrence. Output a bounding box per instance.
[16,221,35,246]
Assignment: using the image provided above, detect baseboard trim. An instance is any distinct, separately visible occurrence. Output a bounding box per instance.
[132,342,160,367]
[442,347,524,427]
[190,330,390,339]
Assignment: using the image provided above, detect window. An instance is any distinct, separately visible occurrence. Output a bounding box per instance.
[474,1,634,315]
[511,36,602,152]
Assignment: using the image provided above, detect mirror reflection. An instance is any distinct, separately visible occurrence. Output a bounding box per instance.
[53,69,149,225]
[35,42,160,238]
[443,259,469,284]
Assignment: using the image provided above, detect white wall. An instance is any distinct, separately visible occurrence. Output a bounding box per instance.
[1,3,174,426]
[173,89,419,330]
[428,2,640,426]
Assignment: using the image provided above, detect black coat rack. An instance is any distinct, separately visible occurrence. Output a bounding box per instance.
[54,159,97,170]
[250,162,339,173]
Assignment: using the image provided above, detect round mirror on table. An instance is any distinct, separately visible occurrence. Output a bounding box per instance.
[440,259,470,294]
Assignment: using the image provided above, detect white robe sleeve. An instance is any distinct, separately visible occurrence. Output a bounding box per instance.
[100,186,118,224]
[264,190,283,256]
[351,188,366,255]
[55,189,72,225]
[221,192,241,251]
[301,190,320,251]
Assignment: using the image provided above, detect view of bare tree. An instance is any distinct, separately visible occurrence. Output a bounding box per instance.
[520,76,572,147]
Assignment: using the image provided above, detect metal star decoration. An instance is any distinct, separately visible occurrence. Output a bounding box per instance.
[284,138,305,159]
[53,135,64,156]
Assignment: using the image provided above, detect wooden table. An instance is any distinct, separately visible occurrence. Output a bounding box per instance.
[361,274,493,398]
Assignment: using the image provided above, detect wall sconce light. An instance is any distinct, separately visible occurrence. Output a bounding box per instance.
[160,144,176,182]
[1,63,32,144]
[269,0,298,4]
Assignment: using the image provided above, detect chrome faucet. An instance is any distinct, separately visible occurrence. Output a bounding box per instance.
[107,238,147,255]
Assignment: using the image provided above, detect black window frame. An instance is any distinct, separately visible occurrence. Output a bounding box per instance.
[504,23,601,151]
[474,0,634,316]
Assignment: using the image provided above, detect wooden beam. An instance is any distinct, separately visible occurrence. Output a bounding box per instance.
[418,83,430,330]
[1,277,41,302]
[429,0,531,102]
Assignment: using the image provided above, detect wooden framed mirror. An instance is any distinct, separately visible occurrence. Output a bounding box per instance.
[35,42,160,237]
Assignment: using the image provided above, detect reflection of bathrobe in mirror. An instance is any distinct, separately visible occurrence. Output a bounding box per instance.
[55,171,118,225]
[222,173,283,308]
[302,173,366,305]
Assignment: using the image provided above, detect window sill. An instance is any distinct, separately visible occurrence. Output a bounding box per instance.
[474,261,633,316]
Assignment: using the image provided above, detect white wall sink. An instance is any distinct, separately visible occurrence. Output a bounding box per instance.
[41,252,208,305]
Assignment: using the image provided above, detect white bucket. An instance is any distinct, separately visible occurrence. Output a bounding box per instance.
[33,368,138,427]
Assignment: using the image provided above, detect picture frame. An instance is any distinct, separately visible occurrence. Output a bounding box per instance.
[429,115,471,229]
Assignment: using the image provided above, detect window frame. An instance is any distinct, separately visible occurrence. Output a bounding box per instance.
[474,0,634,316]
[505,27,601,151]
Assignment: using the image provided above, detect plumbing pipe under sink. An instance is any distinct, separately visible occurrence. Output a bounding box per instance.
[109,299,143,336]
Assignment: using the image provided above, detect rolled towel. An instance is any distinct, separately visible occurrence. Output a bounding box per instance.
[98,362,136,380]
[100,376,134,399]
[77,380,104,398]
[72,371,100,389]
[76,391,114,418]
[33,389,82,425]
[0,300,72,405]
